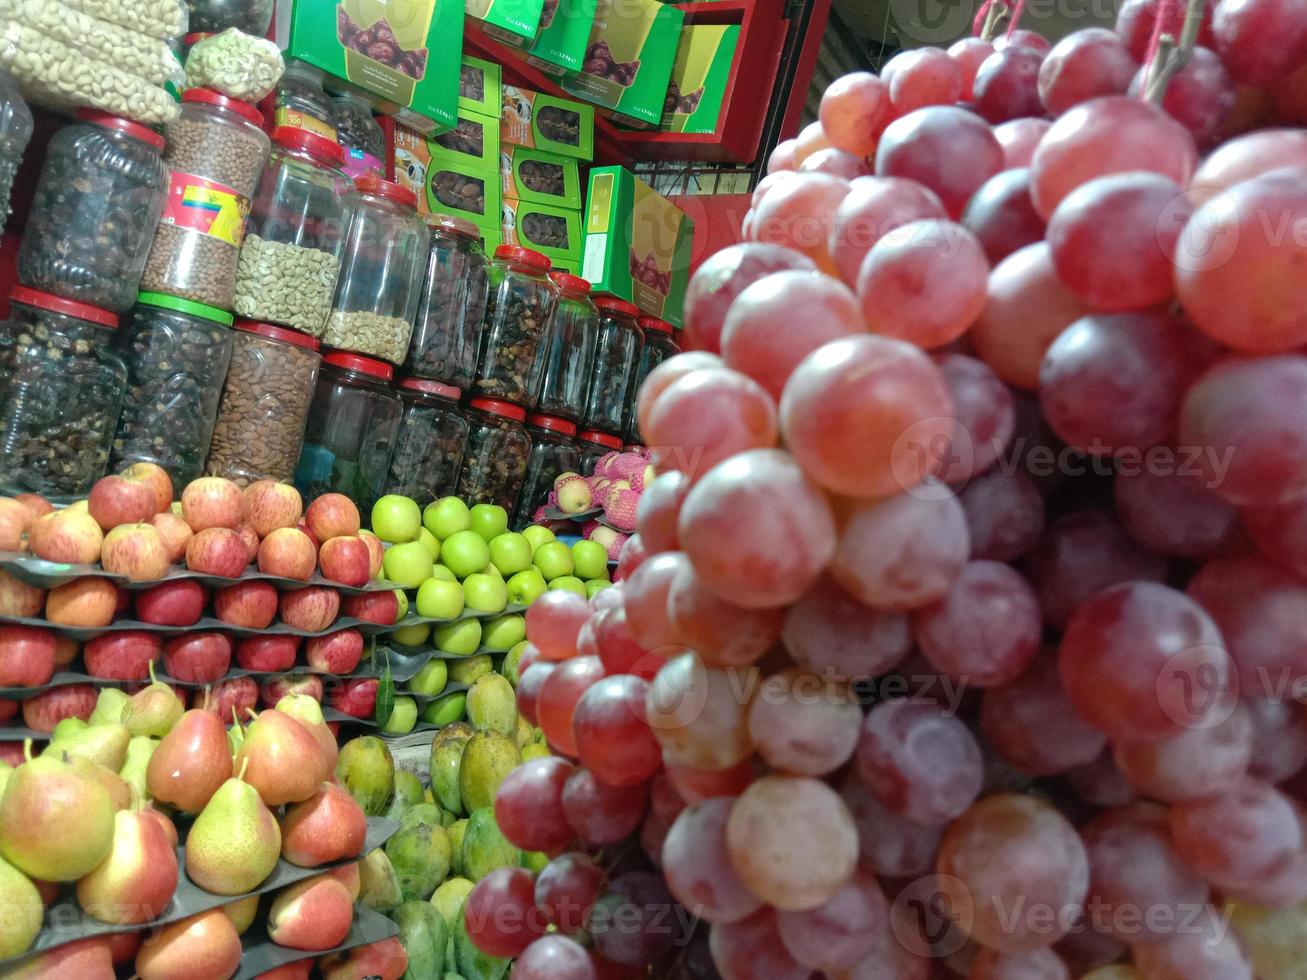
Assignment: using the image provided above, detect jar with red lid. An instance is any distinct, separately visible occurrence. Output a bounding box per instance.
[294,351,403,509]
[584,296,645,436]
[16,111,168,312]
[0,288,127,497]
[457,398,533,512]
[384,378,469,503]
[206,320,321,486]
[535,271,598,423]
[323,174,427,364]
[576,429,622,477]
[514,414,581,528]
[627,315,680,442]
[406,213,489,390]
[473,245,559,406]
[234,126,353,336]
[140,88,271,310]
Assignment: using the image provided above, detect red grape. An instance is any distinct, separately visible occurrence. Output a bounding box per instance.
[1245,695,1307,783]
[974,47,1047,122]
[962,168,1047,265]
[664,757,755,804]
[970,947,1071,980]
[1172,777,1306,891]
[662,797,763,926]
[588,872,680,967]
[622,550,688,653]
[592,607,664,680]
[683,243,815,355]
[495,757,576,854]
[646,654,755,771]
[1113,698,1252,802]
[561,768,648,845]
[572,674,661,787]
[1038,29,1136,115]
[889,47,963,112]
[1115,0,1215,61]
[1068,751,1137,808]
[535,853,605,934]
[776,869,888,971]
[994,117,1052,168]
[958,468,1046,563]
[514,935,598,980]
[709,908,810,980]
[1131,908,1255,980]
[1128,47,1235,148]
[819,72,893,157]
[644,367,778,481]
[875,107,1005,218]
[1213,0,1307,85]
[527,590,592,662]
[667,562,783,669]
[517,662,555,726]
[981,654,1108,776]
[634,471,689,555]
[949,36,995,99]
[1188,128,1307,205]
[934,353,1016,484]
[747,668,862,776]
[996,30,1052,55]
[751,171,851,274]
[782,575,912,679]
[838,774,943,878]
[463,867,546,958]
[799,147,871,180]
[1241,495,1307,580]
[829,175,950,285]
[768,139,797,173]
[1112,464,1240,560]
[537,655,606,757]
[793,120,831,167]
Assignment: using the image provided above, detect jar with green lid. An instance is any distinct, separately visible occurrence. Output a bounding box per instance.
[110,292,236,486]
[514,413,580,528]
[384,378,469,503]
[626,315,679,442]
[275,59,337,142]
[535,271,597,424]
[576,429,621,476]
[584,296,644,436]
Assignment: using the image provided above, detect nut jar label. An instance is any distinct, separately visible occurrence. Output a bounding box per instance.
[274,107,338,142]
[160,171,250,248]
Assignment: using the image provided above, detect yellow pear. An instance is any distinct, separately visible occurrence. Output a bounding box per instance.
[117,735,159,805]
[0,851,42,958]
[184,758,281,895]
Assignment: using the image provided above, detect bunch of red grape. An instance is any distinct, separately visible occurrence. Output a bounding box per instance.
[463,1,1307,976]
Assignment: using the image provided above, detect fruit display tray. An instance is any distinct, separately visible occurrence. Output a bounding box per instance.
[234,902,400,979]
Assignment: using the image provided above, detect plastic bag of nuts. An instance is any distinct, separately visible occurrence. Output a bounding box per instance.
[61,0,188,40]
[184,27,284,103]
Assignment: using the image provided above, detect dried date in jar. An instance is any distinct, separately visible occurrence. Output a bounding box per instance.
[534,271,597,424]
[406,213,489,389]
[583,296,644,436]
[457,398,532,512]
[474,245,558,406]
[514,413,581,527]
[384,378,469,502]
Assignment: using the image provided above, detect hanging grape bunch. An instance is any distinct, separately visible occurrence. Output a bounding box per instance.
[463,0,1307,975]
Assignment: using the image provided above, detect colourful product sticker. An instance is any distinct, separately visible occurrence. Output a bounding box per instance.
[342,147,383,180]
[160,171,249,247]
[275,106,338,141]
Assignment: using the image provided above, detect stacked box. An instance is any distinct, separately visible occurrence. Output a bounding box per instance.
[525,0,599,76]
[659,24,739,134]
[393,121,501,239]
[502,197,582,272]
[459,55,502,117]
[562,0,683,128]
[501,146,581,209]
[500,85,595,160]
[465,0,543,47]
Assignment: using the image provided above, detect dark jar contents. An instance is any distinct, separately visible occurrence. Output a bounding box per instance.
[206,320,321,486]
[110,292,236,487]
[294,351,403,511]
[186,0,274,36]
[405,213,489,389]
[0,288,127,497]
[0,69,32,235]
[456,398,532,513]
[576,429,622,476]
[473,245,558,406]
[384,378,469,503]
[583,296,644,436]
[627,315,679,442]
[514,414,580,528]
[17,112,169,313]
[331,92,384,180]
[535,271,597,423]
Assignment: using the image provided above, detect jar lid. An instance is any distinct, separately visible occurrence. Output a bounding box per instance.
[494,245,551,275]
[578,429,622,449]
[527,413,578,436]
[235,319,321,351]
[354,172,418,209]
[324,351,394,380]
[75,109,165,150]
[469,397,527,422]
[399,377,461,400]
[137,292,234,326]
[426,212,480,239]
[182,88,264,126]
[594,295,640,318]
[10,286,118,329]
[638,315,674,335]
[183,32,214,44]
[550,271,591,296]
[273,126,346,167]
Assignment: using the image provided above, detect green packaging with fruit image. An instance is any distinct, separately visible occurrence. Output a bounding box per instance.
[562,0,684,127]
[466,0,545,48]
[525,0,599,76]
[659,24,738,133]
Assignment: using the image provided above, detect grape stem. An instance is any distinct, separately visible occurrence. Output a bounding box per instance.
[979,1,1009,40]
[1144,0,1208,104]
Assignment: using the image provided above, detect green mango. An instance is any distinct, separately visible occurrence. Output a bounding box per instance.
[429,729,472,815]
[514,714,534,749]
[448,654,493,686]
[447,819,468,877]
[386,769,426,822]
[457,731,520,814]
[430,877,474,931]
[401,803,448,831]
[501,640,531,686]
[520,742,551,762]
[396,900,448,980]
[466,673,517,737]
[423,693,467,727]
[337,736,395,816]
[461,808,519,882]
[385,822,453,902]
[454,909,509,980]
[358,848,403,913]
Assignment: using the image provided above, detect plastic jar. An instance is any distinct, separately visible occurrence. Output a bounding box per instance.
[576,429,622,476]
[110,292,235,486]
[385,378,469,503]
[17,112,168,313]
[457,398,532,512]
[234,127,352,336]
[627,315,680,442]
[140,89,270,310]
[583,296,645,436]
[0,69,32,235]
[186,0,273,36]
[474,245,558,406]
[406,213,489,390]
[275,60,337,142]
[207,320,320,486]
[331,92,384,180]
[535,271,597,423]
[323,174,427,364]
[294,352,403,509]
[0,288,127,497]
[515,414,581,527]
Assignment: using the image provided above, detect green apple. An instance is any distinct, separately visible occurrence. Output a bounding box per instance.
[482,613,526,652]
[449,654,492,686]
[433,619,482,656]
[409,660,449,697]
[521,525,555,551]
[533,541,574,581]
[381,696,418,735]
[416,578,465,620]
[424,497,470,540]
[463,573,508,614]
[441,530,490,579]
[383,541,432,589]
[548,576,587,596]
[506,568,547,606]
[422,693,466,726]
[571,539,609,581]
[394,589,409,620]
[488,532,533,576]
[392,622,431,647]
[416,527,441,561]
[502,640,531,685]
[372,495,422,543]
[429,564,457,582]
[585,579,612,599]
[469,503,509,542]
[479,562,504,581]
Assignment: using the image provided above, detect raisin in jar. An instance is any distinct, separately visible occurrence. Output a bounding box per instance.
[17,112,168,313]
[0,69,33,235]
[187,0,274,36]
[457,398,532,512]
[294,352,403,511]
[576,429,622,477]
[385,378,469,503]
[474,245,558,406]
[627,315,680,442]
[331,92,385,180]
[535,271,597,424]
[110,292,236,486]
[583,296,644,436]
[275,59,337,141]
[0,288,127,497]
[514,414,580,528]
[406,213,489,390]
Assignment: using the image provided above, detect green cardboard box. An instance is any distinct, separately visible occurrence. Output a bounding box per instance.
[659,24,738,134]
[275,0,462,134]
[525,0,598,76]
[466,0,543,48]
[500,85,595,160]
[459,55,502,117]
[562,0,683,128]
[393,124,502,234]
[502,196,582,270]
[581,166,693,327]
[500,146,581,209]
[430,108,500,171]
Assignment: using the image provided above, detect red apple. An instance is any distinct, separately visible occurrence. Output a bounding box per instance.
[243,481,303,538]
[0,625,56,687]
[305,494,360,542]
[150,512,193,564]
[186,527,249,578]
[280,587,341,632]
[0,737,22,759]
[296,521,320,550]
[119,462,174,514]
[21,683,96,732]
[0,701,16,723]
[319,535,371,588]
[13,494,53,521]
[205,675,258,724]
[235,635,300,673]
[213,580,279,629]
[52,636,79,667]
[83,631,162,681]
[135,579,208,627]
[331,677,378,719]
[113,584,131,616]
[163,632,232,683]
[101,522,169,581]
[237,523,260,562]
[181,477,243,532]
[0,569,45,618]
[28,508,104,564]
[341,590,399,626]
[45,577,117,627]
[258,528,318,581]
[305,629,364,675]
[88,474,157,531]
[358,530,384,578]
[0,497,33,551]
[263,673,324,706]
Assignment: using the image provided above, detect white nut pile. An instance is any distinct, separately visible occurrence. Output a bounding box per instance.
[0,0,182,86]
[61,0,187,39]
[185,28,284,103]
